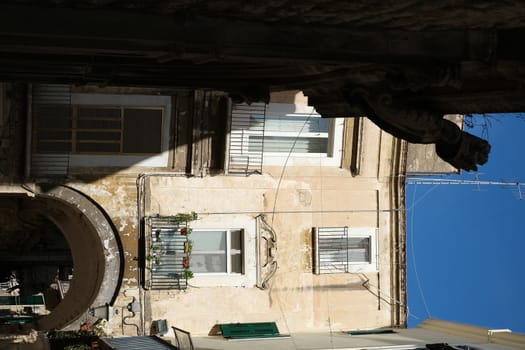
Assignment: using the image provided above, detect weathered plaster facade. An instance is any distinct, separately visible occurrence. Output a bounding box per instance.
[79,90,404,336]
[0,85,406,338]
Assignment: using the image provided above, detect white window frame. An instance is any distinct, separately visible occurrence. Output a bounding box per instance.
[314,227,378,274]
[262,103,344,167]
[229,102,344,168]
[347,227,377,272]
[68,93,171,167]
[191,228,243,275]
[189,216,257,288]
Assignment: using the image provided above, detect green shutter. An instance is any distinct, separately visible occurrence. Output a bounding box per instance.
[0,295,44,305]
[219,322,285,339]
[347,329,395,335]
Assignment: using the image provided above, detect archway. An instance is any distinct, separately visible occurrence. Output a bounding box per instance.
[0,185,122,330]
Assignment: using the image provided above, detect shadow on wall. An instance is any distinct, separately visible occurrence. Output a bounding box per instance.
[0,186,122,331]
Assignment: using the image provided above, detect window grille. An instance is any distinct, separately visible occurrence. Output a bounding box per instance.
[144,217,191,290]
[228,102,342,171]
[227,103,265,174]
[313,227,376,274]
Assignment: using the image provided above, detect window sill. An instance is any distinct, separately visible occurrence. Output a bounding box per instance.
[190,274,254,288]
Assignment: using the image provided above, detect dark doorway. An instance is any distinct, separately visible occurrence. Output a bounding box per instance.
[0,195,73,325]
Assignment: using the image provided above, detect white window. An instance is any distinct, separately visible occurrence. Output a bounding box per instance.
[32,90,172,168]
[314,227,377,274]
[191,229,243,274]
[144,217,251,290]
[248,111,330,154]
[35,105,163,154]
[228,103,343,171]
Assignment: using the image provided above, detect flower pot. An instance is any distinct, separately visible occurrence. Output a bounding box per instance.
[183,256,190,268]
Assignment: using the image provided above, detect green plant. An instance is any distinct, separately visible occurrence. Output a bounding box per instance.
[47,331,98,350]
[147,256,161,265]
[170,211,198,223]
[146,255,162,266]
[183,269,194,279]
[147,243,164,266]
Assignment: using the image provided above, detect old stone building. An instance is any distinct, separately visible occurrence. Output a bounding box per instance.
[3,1,525,346]
[0,83,406,339]
[3,1,525,172]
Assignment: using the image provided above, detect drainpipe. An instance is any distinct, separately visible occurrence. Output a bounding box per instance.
[24,84,32,179]
[136,172,187,335]
[224,97,232,174]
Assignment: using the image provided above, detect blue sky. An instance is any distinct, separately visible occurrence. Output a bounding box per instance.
[407,113,525,334]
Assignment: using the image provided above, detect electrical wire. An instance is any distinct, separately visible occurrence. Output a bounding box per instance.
[407,183,439,211]
[199,208,403,216]
[266,109,329,350]
[408,185,432,319]
[266,112,408,348]
[270,111,315,225]
[359,275,423,321]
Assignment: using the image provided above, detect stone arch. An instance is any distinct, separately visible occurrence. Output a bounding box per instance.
[27,184,122,330]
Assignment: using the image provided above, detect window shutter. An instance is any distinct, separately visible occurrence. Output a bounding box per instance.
[314,227,374,274]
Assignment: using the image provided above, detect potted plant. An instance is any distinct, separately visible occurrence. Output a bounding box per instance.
[146,253,162,264]
[184,240,193,253]
[183,269,194,279]
[147,242,164,268]
[170,211,198,224]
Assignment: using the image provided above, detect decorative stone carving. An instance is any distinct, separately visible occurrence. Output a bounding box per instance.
[348,88,490,171]
[256,215,278,290]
